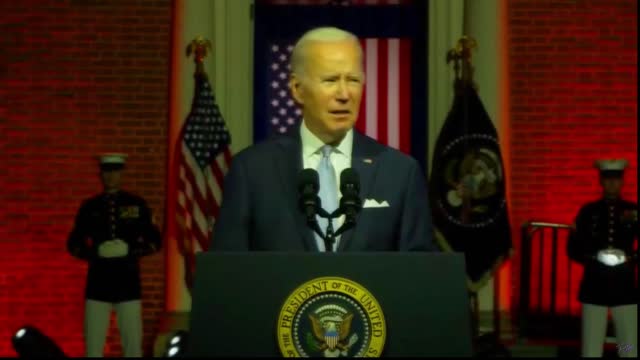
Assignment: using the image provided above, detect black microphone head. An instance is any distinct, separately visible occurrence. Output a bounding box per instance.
[340,168,360,194]
[298,169,321,221]
[298,168,319,194]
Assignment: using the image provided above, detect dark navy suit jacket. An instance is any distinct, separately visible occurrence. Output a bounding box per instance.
[210,130,435,252]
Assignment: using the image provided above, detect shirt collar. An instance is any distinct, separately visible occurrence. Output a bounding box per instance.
[300,120,353,159]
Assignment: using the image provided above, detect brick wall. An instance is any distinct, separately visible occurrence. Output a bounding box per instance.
[1,0,637,355]
[0,0,171,356]
[508,0,637,315]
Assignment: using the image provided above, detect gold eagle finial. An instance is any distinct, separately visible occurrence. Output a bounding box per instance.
[446,35,478,89]
[186,36,213,74]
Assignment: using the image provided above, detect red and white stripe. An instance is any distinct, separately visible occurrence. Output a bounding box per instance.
[175,138,232,278]
[356,38,412,154]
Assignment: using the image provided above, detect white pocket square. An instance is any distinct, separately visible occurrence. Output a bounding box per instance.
[362,199,390,208]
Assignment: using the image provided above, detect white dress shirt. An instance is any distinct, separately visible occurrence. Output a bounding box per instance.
[300,120,353,250]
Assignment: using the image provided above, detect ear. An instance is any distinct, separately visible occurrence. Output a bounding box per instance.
[289,73,304,105]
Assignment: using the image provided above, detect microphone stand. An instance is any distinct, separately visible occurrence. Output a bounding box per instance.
[300,196,341,252]
[314,209,357,252]
[315,208,339,252]
[302,197,359,252]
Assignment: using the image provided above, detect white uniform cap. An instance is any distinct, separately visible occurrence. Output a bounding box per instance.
[97,153,127,170]
[594,159,628,171]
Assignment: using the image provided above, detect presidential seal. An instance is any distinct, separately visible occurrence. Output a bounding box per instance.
[437,134,507,228]
[277,277,386,358]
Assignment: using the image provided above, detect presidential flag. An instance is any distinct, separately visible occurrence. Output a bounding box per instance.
[429,80,512,291]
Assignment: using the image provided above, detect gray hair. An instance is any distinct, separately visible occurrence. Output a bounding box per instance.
[290,27,363,78]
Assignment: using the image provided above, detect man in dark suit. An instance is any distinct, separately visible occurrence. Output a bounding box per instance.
[211,27,434,252]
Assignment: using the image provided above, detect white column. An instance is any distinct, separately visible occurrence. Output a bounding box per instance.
[211,0,254,155]
[427,0,465,175]
[166,0,254,314]
[463,0,511,317]
[166,0,217,315]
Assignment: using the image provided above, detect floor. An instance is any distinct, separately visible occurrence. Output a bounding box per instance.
[477,311,626,358]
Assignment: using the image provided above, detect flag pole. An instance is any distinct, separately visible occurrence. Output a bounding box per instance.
[446,36,478,225]
[447,35,481,340]
[446,36,510,357]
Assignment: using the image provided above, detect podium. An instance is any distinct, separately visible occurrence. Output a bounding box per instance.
[187,252,472,357]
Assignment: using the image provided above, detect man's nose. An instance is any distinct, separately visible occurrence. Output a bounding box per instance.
[335,80,349,102]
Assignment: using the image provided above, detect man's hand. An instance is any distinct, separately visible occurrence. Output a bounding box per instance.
[98,240,117,258]
[111,239,129,257]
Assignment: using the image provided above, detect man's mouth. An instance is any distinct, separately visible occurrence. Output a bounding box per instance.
[329,110,351,115]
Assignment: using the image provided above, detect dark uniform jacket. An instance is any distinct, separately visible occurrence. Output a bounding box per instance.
[567,197,637,306]
[67,191,162,303]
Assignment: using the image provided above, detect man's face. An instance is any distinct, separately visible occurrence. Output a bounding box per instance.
[600,176,623,197]
[101,169,122,192]
[289,39,364,143]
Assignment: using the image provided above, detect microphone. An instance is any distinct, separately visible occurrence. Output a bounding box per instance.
[298,169,333,251]
[298,169,321,221]
[334,168,362,237]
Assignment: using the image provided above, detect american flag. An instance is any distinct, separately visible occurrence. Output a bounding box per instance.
[266,38,412,153]
[175,72,232,289]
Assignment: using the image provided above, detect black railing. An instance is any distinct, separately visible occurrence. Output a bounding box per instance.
[518,221,581,340]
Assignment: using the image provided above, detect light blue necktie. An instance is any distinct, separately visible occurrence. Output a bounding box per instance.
[315,145,339,251]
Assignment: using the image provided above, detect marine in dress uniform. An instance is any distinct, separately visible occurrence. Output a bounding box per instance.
[66,154,162,357]
[567,159,637,358]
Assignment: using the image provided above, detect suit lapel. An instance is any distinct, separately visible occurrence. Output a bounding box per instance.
[274,134,317,251]
[337,131,383,251]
